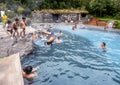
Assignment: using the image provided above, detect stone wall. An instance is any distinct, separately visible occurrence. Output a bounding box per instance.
[32,13,85,23]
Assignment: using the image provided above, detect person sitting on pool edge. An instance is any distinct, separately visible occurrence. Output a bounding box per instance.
[44,32,55,46]
[101,42,107,51]
[22,66,39,79]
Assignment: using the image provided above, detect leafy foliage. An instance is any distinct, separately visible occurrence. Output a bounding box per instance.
[0,0,120,19]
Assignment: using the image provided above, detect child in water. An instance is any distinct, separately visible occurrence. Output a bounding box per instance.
[22,66,39,79]
[55,37,62,43]
[30,31,38,41]
[101,42,107,51]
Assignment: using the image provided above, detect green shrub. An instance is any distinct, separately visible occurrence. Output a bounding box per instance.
[22,8,31,16]
[17,6,24,14]
[0,3,7,11]
[114,12,120,20]
[6,11,17,19]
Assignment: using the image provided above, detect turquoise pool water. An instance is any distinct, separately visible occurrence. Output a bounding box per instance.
[22,25,120,85]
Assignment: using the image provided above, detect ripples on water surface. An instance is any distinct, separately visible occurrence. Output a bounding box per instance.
[22,25,120,85]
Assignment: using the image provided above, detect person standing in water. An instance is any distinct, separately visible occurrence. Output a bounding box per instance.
[44,32,55,46]
[20,17,27,38]
[101,42,107,51]
[72,23,77,30]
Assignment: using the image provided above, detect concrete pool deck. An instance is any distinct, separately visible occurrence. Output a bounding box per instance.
[0,53,24,85]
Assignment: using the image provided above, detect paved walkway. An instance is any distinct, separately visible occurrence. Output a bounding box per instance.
[0,53,24,85]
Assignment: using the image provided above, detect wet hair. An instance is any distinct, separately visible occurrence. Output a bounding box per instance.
[23,66,33,74]
[7,20,12,24]
[102,42,106,46]
[22,16,26,20]
[57,37,60,39]
[15,18,19,21]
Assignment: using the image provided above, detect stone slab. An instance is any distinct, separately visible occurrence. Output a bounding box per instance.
[0,53,24,85]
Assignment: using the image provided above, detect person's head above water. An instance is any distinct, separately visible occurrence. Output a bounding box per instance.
[102,42,106,46]
[57,37,60,40]
[23,66,33,74]
[101,42,106,50]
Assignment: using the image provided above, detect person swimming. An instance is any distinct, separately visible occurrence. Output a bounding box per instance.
[101,42,107,51]
[5,20,13,38]
[30,31,38,41]
[55,37,62,43]
[56,30,63,37]
[22,66,39,79]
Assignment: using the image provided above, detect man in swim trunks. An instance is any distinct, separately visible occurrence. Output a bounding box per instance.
[12,18,20,37]
[44,32,55,46]
[20,17,27,38]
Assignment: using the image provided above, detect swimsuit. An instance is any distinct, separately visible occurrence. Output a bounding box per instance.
[47,40,54,45]
[7,30,12,34]
[23,28,25,31]
[13,27,18,31]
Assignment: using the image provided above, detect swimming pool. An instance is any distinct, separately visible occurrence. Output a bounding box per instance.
[22,24,120,85]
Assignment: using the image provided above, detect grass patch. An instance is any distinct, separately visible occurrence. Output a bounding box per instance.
[98,17,120,29]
